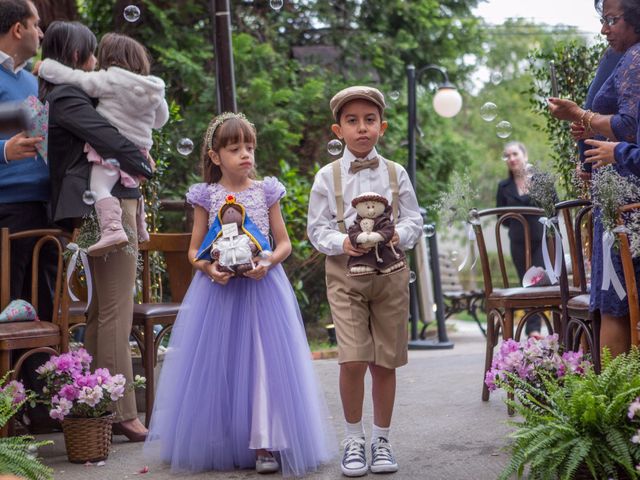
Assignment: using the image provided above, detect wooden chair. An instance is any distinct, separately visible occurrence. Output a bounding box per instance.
[131,233,192,426]
[472,207,581,403]
[617,203,640,347]
[555,201,600,369]
[0,228,72,435]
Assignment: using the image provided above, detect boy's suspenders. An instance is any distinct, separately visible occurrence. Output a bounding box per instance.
[331,159,399,234]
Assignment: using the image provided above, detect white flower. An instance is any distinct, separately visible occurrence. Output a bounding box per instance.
[78,386,103,407]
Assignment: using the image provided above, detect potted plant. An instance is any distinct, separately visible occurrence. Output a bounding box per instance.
[498,348,640,480]
[36,349,144,463]
[0,373,53,479]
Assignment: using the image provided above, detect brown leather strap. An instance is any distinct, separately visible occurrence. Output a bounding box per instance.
[332,160,346,233]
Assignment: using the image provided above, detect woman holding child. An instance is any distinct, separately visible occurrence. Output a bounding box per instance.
[39,21,154,440]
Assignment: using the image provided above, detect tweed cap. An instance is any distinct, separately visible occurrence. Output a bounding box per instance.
[330,86,386,120]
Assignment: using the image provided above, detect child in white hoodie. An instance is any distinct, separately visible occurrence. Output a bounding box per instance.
[39,33,168,255]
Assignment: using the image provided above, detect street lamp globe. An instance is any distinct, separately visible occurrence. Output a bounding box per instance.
[432,86,463,118]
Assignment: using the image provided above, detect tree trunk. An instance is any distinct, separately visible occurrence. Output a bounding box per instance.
[33,0,78,31]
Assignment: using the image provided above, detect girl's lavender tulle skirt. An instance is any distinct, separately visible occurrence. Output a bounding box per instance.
[144,265,334,476]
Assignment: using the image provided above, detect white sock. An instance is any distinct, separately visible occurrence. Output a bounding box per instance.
[345,420,365,439]
[90,163,120,201]
[371,424,390,442]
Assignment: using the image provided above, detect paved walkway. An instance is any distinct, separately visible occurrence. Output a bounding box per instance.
[36,321,513,479]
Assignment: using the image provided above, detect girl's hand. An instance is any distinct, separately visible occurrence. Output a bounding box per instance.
[204,261,233,285]
[244,262,268,280]
[548,98,582,122]
[584,139,619,169]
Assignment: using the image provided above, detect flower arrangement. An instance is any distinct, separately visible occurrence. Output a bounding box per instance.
[36,349,144,420]
[0,373,53,480]
[591,165,640,232]
[484,334,590,393]
[526,167,557,220]
[498,348,640,480]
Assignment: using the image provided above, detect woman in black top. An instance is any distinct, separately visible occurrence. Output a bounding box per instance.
[40,21,153,441]
[496,142,544,338]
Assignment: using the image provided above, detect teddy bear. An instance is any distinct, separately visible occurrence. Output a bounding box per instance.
[347,192,406,276]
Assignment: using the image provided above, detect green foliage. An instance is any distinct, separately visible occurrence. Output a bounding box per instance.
[528,40,607,196]
[499,348,640,480]
[0,373,53,480]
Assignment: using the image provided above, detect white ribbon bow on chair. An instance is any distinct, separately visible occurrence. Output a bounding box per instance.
[538,216,562,285]
[601,228,627,300]
[458,222,478,272]
[65,243,93,310]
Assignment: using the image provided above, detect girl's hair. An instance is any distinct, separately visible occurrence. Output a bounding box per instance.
[97,32,150,75]
[503,141,528,179]
[39,21,97,98]
[201,113,257,184]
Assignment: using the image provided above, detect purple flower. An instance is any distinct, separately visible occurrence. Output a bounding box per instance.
[58,384,77,401]
[2,380,27,405]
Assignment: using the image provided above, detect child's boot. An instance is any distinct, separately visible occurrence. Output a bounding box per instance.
[88,197,129,256]
[136,197,150,243]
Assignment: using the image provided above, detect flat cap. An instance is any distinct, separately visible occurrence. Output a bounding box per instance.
[330,86,386,121]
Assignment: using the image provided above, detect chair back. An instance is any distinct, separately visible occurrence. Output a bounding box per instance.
[617,203,640,346]
[0,228,71,325]
[139,233,193,303]
[471,206,545,296]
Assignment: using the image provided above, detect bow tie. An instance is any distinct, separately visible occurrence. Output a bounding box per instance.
[349,156,380,174]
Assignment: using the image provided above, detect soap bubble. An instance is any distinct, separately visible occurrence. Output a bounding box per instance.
[103,158,120,176]
[424,224,436,238]
[327,139,343,156]
[82,190,96,206]
[490,71,503,85]
[480,102,497,122]
[409,271,417,284]
[496,120,512,139]
[176,138,194,156]
[449,250,459,262]
[123,5,141,23]
[270,0,283,11]
[389,91,400,101]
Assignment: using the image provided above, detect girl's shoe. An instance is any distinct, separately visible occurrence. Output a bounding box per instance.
[88,197,129,257]
[255,455,279,474]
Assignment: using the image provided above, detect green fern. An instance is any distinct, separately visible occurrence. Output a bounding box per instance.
[499,347,640,479]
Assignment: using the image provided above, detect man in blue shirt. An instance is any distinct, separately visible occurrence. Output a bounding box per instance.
[0,0,55,321]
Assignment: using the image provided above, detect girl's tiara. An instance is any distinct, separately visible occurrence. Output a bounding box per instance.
[204,112,253,150]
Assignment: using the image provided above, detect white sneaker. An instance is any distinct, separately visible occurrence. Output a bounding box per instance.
[341,436,368,477]
[370,437,398,473]
[256,454,279,474]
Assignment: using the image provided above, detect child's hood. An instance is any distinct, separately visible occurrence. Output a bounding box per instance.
[106,66,166,109]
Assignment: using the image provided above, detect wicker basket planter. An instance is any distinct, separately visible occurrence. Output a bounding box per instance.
[61,413,115,463]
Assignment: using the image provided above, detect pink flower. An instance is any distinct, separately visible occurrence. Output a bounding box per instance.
[94,368,111,385]
[2,380,27,405]
[75,374,98,389]
[77,386,103,407]
[628,398,640,419]
[50,397,72,420]
[58,384,77,401]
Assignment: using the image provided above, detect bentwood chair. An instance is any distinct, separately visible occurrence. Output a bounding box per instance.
[472,207,581,403]
[617,203,640,347]
[131,233,192,426]
[0,228,72,435]
[555,201,600,369]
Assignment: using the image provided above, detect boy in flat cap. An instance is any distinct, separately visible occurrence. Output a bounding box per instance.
[307,86,423,477]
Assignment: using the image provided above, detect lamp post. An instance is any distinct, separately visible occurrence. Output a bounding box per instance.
[407,64,462,350]
[211,0,237,113]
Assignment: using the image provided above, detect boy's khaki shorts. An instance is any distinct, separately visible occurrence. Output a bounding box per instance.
[325,254,409,369]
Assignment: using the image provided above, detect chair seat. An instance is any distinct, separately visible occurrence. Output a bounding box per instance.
[568,293,590,310]
[491,285,580,300]
[132,302,181,323]
[0,321,59,341]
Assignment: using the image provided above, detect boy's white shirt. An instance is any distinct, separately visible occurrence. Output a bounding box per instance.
[307,146,423,256]
[39,59,169,150]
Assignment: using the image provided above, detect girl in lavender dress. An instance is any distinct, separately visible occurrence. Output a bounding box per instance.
[145,112,332,476]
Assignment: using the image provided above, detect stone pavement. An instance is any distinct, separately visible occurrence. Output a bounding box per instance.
[36,321,514,480]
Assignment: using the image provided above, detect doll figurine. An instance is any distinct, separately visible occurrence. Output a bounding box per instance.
[347,192,406,276]
[195,195,272,277]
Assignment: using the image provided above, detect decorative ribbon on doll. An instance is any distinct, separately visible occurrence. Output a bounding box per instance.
[195,195,271,276]
[538,216,562,285]
[601,228,627,300]
[65,242,93,311]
